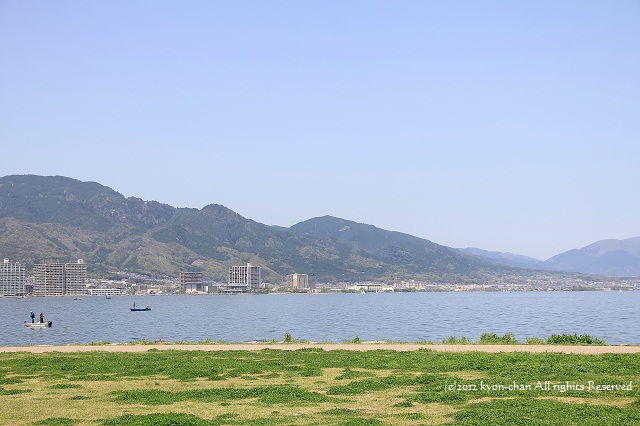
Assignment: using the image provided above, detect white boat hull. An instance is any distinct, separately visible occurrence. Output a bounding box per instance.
[25,321,52,328]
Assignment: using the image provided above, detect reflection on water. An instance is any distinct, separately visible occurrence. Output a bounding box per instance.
[0,291,638,346]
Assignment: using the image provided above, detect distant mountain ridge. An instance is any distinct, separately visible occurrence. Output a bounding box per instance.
[0,174,503,282]
[458,238,640,277]
[457,247,548,270]
[1,175,637,279]
[291,216,491,276]
[0,175,175,231]
[545,237,640,276]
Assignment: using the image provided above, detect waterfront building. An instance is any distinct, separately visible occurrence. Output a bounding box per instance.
[347,283,394,293]
[87,288,122,296]
[33,259,87,296]
[180,272,204,293]
[227,263,261,293]
[287,273,316,290]
[0,259,26,297]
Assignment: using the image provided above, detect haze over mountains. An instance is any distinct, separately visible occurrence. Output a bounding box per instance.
[545,237,640,276]
[458,238,640,277]
[0,175,638,280]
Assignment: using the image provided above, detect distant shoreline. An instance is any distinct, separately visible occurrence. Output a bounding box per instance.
[2,343,640,354]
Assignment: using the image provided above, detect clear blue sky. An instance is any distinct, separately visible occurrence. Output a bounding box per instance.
[1,1,639,260]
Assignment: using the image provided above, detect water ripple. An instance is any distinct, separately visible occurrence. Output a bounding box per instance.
[1,292,638,346]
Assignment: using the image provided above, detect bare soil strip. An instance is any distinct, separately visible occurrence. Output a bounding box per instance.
[1,343,639,354]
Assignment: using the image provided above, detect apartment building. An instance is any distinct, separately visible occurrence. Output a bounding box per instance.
[227,263,261,293]
[0,259,26,297]
[180,271,204,293]
[287,273,316,290]
[33,259,87,296]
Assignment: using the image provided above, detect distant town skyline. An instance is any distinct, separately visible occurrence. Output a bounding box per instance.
[2,1,639,260]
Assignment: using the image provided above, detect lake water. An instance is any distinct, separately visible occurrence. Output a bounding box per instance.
[1,291,638,346]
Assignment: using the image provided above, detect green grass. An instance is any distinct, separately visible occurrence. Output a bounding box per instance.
[442,336,472,344]
[112,385,337,405]
[335,367,376,380]
[547,333,606,345]
[48,383,83,389]
[0,348,638,425]
[59,332,612,347]
[454,398,640,425]
[102,413,211,426]
[478,333,519,344]
[0,386,30,395]
[30,418,78,426]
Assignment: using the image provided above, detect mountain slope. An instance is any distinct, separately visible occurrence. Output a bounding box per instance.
[545,237,640,276]
[289,216,501,277]
[0,174,175,231]
[1,175,503,281]
[5,174,635,281]
[457,247,548,270]
[151,204,359,279]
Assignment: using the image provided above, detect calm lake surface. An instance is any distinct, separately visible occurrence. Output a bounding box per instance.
[1,291,638,346]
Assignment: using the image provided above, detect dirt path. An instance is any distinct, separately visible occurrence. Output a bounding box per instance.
[1,343,640,354]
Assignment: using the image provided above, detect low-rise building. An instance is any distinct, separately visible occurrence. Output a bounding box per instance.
[87,288,122,296]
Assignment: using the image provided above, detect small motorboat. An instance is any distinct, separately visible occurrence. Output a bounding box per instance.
[130,306,151,312]
[25,321,53,328]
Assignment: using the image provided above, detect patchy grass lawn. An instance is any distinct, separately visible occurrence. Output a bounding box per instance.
[0,349,638,425]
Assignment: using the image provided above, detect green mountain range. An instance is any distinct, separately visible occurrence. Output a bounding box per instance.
[0,175,504,282]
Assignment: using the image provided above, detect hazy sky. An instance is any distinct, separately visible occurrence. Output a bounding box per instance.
[1,1,639,260]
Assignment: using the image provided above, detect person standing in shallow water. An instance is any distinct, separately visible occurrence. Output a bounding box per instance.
[30,311,35,323]
[39,312,44,323]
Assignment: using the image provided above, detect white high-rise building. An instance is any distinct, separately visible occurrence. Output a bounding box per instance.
[0,259,26,297]
[227,263,261,292]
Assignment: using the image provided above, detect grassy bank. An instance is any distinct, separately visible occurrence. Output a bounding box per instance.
[0,349,639,425]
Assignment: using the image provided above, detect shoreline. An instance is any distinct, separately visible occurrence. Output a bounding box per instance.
[2,343,640,354]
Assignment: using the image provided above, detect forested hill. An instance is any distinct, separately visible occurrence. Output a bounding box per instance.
[0,174,504,281]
